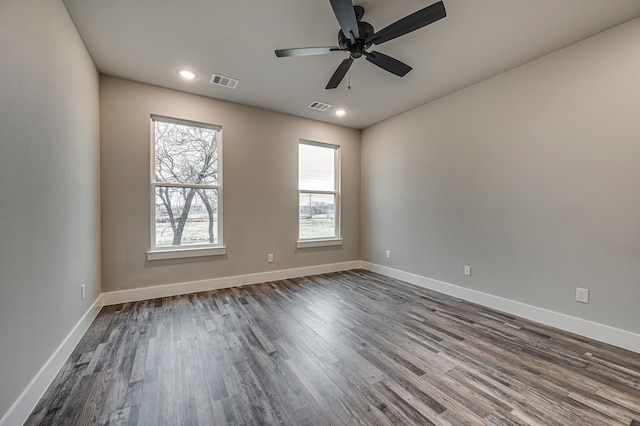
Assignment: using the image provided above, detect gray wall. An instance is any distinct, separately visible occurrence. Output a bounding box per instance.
[100,77,360,292]
[0,0,101,419]
[361,18,640,333]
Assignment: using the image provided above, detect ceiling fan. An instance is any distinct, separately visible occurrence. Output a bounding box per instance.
[275,0,446,89]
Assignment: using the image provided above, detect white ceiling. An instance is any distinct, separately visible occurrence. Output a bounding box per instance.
[63,0,640,129]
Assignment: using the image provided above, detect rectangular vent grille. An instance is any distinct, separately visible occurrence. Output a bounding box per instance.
[210,73,239,89]
[308,101,332,112]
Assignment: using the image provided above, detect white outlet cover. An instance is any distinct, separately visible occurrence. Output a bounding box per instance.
[464,265,471,276]
[576,287,589,304]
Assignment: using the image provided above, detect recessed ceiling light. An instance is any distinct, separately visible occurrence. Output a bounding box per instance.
[335,109,346,117]
[178,69,197,80]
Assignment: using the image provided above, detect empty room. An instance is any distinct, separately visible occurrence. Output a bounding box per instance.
[1,0,640,424]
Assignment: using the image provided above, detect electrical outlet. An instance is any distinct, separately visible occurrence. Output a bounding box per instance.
[576,287,589,304]
[80,284,85,300]
[267,253,274,263]
[386,250,391,259]
[464,265,471,276]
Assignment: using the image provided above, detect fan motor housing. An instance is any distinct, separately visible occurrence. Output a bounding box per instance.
[338,21,374,50]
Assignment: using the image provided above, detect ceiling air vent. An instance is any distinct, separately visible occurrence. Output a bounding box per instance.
[210,73,239,89]
[307,101,332,112]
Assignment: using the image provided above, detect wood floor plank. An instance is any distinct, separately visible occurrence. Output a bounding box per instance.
[27,270,640,425]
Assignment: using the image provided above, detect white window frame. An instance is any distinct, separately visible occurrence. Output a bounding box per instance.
[147,114,225,260]
[297,139,342,249]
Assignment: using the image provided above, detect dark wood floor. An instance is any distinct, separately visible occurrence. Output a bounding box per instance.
[27,270,640,425]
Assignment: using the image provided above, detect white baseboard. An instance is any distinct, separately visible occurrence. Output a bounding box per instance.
[361,262,640,354]
[0,295,104,426]
[102,261,362,305]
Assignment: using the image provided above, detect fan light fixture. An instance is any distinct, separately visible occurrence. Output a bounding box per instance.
[335,109,346,117]
[178,69,197,80]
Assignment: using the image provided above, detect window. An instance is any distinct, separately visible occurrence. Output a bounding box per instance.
[298,140,342,248]
[148,115,224,260]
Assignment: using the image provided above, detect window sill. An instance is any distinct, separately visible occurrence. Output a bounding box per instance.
[296,238,343,249]
[147,246,226,261]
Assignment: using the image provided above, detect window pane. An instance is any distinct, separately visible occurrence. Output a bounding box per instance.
[299,193,336,239]
[154,121,218,185]
[155,187,218,246]
[299,143,335,191]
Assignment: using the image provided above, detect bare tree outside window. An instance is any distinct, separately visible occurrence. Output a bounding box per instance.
[152,117,222,248]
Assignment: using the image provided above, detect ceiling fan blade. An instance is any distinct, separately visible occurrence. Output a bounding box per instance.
[326,57,354,89]
[275,47,342,57]
[330,0,360,43]
[364,51,412,77]
[368,1,446,46]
